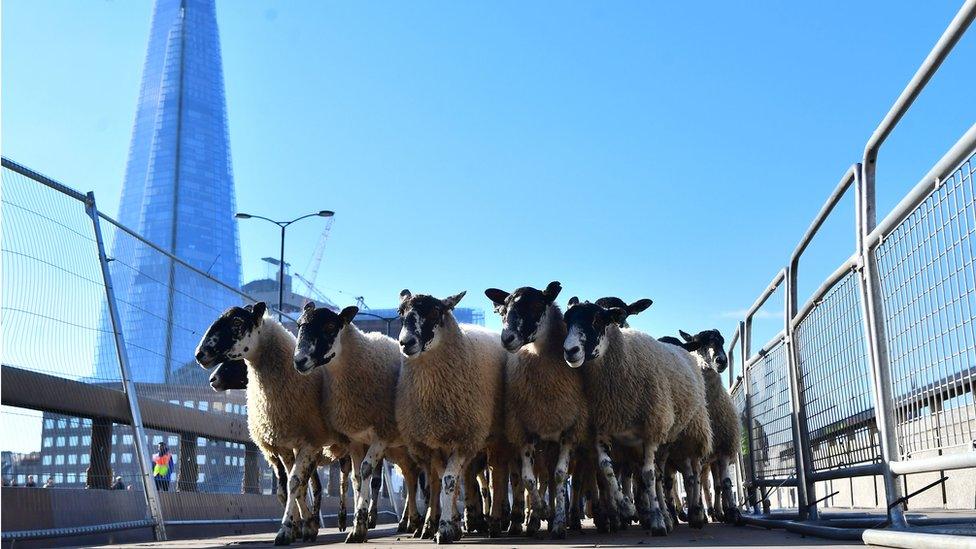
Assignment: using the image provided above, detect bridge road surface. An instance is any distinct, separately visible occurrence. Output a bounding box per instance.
[95,522,865,548]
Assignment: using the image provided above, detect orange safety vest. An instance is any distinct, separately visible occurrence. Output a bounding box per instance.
[152,453,172,478]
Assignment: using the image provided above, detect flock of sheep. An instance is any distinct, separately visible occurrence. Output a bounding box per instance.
[194,281,740,545]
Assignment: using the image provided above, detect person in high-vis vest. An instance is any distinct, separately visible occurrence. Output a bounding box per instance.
[152,442,175,491]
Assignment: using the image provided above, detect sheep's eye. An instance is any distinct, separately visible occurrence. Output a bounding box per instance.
[325,322,336,332]
[233,318,243,327]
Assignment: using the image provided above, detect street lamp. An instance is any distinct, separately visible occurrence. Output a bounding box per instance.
[235,210,334,321]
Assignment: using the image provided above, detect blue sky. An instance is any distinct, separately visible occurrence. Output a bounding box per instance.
[3,0,975,356]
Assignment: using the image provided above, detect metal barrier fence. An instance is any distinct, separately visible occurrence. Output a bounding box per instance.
[0,159,401,543]
[726,0,976,540]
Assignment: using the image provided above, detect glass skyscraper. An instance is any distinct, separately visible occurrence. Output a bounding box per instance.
[97,0,241,383]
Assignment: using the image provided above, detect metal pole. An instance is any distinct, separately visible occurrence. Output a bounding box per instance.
[784,265,815,520]
[278,224,286,322]
[740,320,761,515]
[856,165,908,529]
[86,192,167,541]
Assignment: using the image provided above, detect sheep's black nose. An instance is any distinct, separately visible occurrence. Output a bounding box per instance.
[566,346,581,356]
[295,355,308,369]
[501,333,516,346]
[400,337,417,348]
[195,351,207,362]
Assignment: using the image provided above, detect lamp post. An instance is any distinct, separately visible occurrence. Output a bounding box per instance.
[235,210,334,321]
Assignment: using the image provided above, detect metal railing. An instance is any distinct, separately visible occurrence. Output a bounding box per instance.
[0,158,400,542]
[728,0,976,541]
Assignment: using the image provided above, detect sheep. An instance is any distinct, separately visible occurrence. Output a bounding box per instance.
[292,302,424,543]
[395,290,509,544]
[195,302,344,546]
[675,329,741,525]
[206,359,353,535]
[562,298,712,534]
[484,281,589,539]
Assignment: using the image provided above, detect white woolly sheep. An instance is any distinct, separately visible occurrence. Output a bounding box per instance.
[293,302,424,542]
[394,290,509,544]
[484,281,589,539]
[562,298,712,535]
[195,302,343,546]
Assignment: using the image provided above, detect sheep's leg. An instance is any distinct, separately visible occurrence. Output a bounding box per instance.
[519,441,545,536]
[277,453,303,541]
[485,446,508,537]
[507,460,525,536]
[680,457,705,529]
[702,462,717,522]
[338,457,351,531]
[413,470,429,533]
[478,466,491,516]
[595,438,630,532]
[420,457,443,539]
[620,465,634,529]
[569,461,584,532]
[463,459,489,535]
[274,446,316,546]
[635,442,666,536]
[295,460,318,541]
[657,464,675,533]
[302,464,322,541]
[346,441,386,543]
[547,441,572,539]
[398,460,420,534]
[368,461,382,529]
[434,451,467,544]
[717,456,738,524]
[274,456,289,508]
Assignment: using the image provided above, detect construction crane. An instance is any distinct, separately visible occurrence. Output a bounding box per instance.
[297,216,335,307]
[354,296,370,311]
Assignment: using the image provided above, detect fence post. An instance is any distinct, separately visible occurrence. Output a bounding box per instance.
[86,192,167,541]
[855,166,908,529]
[740,320,761,514]
[785,265,817,520]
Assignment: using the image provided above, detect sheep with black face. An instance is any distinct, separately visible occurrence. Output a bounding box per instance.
[195,303,344,546]
[484,281,588,539]
[293,302,425,541]
[668,329,740,525]
[394,290,509,544]
[562,298,712,534]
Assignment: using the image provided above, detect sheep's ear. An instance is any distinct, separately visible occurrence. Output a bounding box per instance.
[679,329,694,342]
[543,281,562,302]
[303,302,316,313]
[399,289,412,305]
[443,291,466,310]
[484,288,509,307]
[628,299,653,316]
[607,307,629,325]
[683,340,704,352]
[251,302,267,323]
[567,296,580,308]
[339,306,359,324]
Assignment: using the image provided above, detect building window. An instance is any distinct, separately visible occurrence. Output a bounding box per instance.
[122,453,133,464]
[68,454,78,465]
[81,454,90,465]
[111,453,116,464]
[83,418,92,427]
[56,454,65,465]
[43,455,52,465]
[70,418,80,428]
[80,472,87,484]
[17,474,25,484]
[123,434,133,445]
[112,435,117,445]
[153,435,163,445]
[44,419,54,429]
[43,437,52,448]
[55,473,63,483]
[56,437,65,447]
[198,401,209,411]
[197,437,206,447]
[69,436,78,446]
[83,436,91,446]
[168,436,178,447]
[225,455,231,466]
[57,419,67,429]
[213,402,223,412]
[197,454,206,465]
[67,473,76,484]
[197,473,206,483]
[184,400,193,408]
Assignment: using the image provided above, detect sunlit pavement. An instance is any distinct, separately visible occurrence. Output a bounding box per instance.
[95,521,865,548]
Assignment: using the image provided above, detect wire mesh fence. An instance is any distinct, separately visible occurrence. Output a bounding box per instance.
[793,271,882,473]
[874,150,976,460]
[746,340,796,481]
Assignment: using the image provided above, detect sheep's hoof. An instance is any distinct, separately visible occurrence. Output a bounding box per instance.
[569,514,583,532]
[420,518,437,539]
[368,508,378,529]
[434,521,457,544]
[593,509,610,534]
[397,517,409,533]
[274,524,294,546]
[621,497,637,519]
[304,517,320,541]
[344,528,368,543]
[730,507,744,526]
[524,515,541,537]
[688,505,706,529]
[506,520,523,537]
[338,509,347,532]
[465,511,489,535]
[677,508,688,522]
[407,513,423,534]
[487,517,503,538]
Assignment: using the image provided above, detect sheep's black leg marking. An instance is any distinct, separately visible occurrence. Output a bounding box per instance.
[434,452,466,544]
[548,441,572,540]
[338,458,350,531]
[463,460,489,535]
[595,438,628,532]
[346,442,385,543]
[275,447,315,546]
[569,465,584,532]
[274,457,289,508]
[368,462,382,529]
[657,466,675,533]
[518,441,544,537]
[680,457,705,529]
[420,459,442,540]
[637,442,666,536]
[506,464,525,536]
